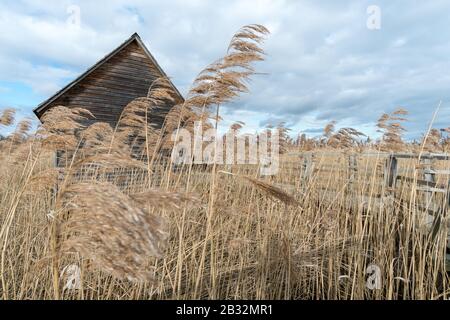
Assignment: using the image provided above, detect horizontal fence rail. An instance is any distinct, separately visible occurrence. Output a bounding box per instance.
[290,150,450,270]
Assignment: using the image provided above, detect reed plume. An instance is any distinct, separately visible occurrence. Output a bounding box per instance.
[241,175,300,206]
[422,128,441,152]
[322,120,365,149]
[323,121,336,140]
[9,118,32,143]
[37,106,94,151]
[277,122,292,154]
[114,77,179,160]
[328,127,366,149]
[219,171,299,206]
[0,108,15,127]
[230,121,245,132]
[60,182,169,282]
[377,107,409,152]
[183,24,270,126]
[73,122,146,170]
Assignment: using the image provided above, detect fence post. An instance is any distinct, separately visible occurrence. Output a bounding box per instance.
[301,153,314,191]
[384,154,398,189]
[347,154,358,193]
[422,158,437,211]
[447,180,450,209]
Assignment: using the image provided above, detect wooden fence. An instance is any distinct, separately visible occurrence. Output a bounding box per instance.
[292,151,450,270]
[295,151,450,204]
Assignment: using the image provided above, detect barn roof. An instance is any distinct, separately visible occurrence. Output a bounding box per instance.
[33,32,183,119]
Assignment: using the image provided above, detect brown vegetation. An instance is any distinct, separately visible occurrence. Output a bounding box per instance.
[0,24,449,300]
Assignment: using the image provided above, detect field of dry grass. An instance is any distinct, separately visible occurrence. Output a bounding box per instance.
[0,24,449,300]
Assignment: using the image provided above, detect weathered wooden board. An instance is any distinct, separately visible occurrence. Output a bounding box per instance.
[34,34,183,128]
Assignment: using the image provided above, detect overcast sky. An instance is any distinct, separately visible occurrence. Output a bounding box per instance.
[1,0,450,139]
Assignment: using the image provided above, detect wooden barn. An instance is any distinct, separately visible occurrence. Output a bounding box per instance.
[33,33,183,128]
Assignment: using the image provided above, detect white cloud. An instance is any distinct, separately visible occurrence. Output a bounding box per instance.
[1,0,450,139]
[0,56,76,96]
[392,37,407,48]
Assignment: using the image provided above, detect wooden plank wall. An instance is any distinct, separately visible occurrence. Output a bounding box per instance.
[47,40,174,127]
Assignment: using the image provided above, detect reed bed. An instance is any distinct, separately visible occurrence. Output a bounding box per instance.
[0,148,448,299]
[0,24,449,300]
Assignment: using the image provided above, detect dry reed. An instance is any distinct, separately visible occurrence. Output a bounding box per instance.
[0,24,449,300]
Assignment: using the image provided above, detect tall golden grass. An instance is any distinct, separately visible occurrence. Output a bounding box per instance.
[0,24,449,300]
